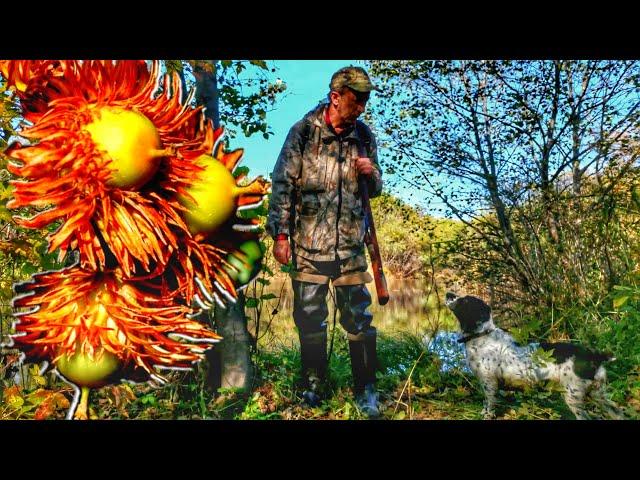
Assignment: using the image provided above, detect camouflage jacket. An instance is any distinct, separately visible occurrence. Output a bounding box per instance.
[266,104,383,261]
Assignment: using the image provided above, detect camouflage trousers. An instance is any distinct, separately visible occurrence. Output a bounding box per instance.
[291,253,374,337]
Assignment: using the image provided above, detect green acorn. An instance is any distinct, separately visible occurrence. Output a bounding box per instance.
[225,241,263,285]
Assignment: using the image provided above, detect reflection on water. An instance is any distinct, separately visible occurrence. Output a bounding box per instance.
[246,274,458,345]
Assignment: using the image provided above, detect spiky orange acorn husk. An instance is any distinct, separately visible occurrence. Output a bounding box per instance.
[2,60,271,380]
[2,60,269,299]
[11,265,221,382]
[164,138,270,304]
[0,60,157,123]
[2,61,210,276]
[0,60,68,122]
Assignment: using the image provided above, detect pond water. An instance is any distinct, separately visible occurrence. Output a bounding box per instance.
[246,274,460,347]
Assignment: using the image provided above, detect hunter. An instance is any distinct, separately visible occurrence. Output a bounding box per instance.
[266,66,383,417]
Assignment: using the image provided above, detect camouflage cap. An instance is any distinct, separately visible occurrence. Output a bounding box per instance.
[330,66,380,93]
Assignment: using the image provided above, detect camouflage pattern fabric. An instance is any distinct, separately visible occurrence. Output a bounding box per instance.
[267,104,383,261]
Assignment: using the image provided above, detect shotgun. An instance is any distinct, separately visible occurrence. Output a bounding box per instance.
[355,131,389,306]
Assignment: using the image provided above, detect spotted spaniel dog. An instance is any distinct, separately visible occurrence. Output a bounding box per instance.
[445,292,624,420]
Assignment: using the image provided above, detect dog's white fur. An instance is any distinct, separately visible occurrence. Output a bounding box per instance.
[445,292,624,420]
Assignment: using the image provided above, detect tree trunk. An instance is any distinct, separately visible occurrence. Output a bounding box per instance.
[192,60,254,394]
[204,296,254,392]
[471,83,537,296]
[193,60,220,129]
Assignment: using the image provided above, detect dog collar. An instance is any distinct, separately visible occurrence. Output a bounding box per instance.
[458,329,493,344]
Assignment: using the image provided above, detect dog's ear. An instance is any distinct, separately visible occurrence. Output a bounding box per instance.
[445,292,458,304]
[465,296,491,324]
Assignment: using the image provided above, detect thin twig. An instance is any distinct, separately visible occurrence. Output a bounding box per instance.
[393,350,425,415]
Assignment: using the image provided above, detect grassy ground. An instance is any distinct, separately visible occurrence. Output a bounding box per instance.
[5,330,635,421]
[2,284,640,420]
[209,331,638,421]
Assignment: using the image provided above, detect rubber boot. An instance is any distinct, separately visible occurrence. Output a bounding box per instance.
[348,327,380,418]
[299,330,328,407]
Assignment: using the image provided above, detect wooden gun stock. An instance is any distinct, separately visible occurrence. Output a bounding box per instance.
[358,175,389,306]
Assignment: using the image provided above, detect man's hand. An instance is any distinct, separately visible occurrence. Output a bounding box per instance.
[356,157,375,177]
[273,238,291,265]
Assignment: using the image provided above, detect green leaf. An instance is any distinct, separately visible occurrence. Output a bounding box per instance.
[21,262,38,276]
[0,183,14,201]
[0,204,13,223]
[245,297,259,308]
[532,347,555,367]
[393,410,406,420]
[237,209,260,219]
[511,327,529,345]
[280,263,293,274]
[164,60,184,74]
[140,394,157,406]
[7,395,24,409]
[613,285,634,292]
[613,295,630,309]
[233,166,250,178]
[260,293,277,300]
